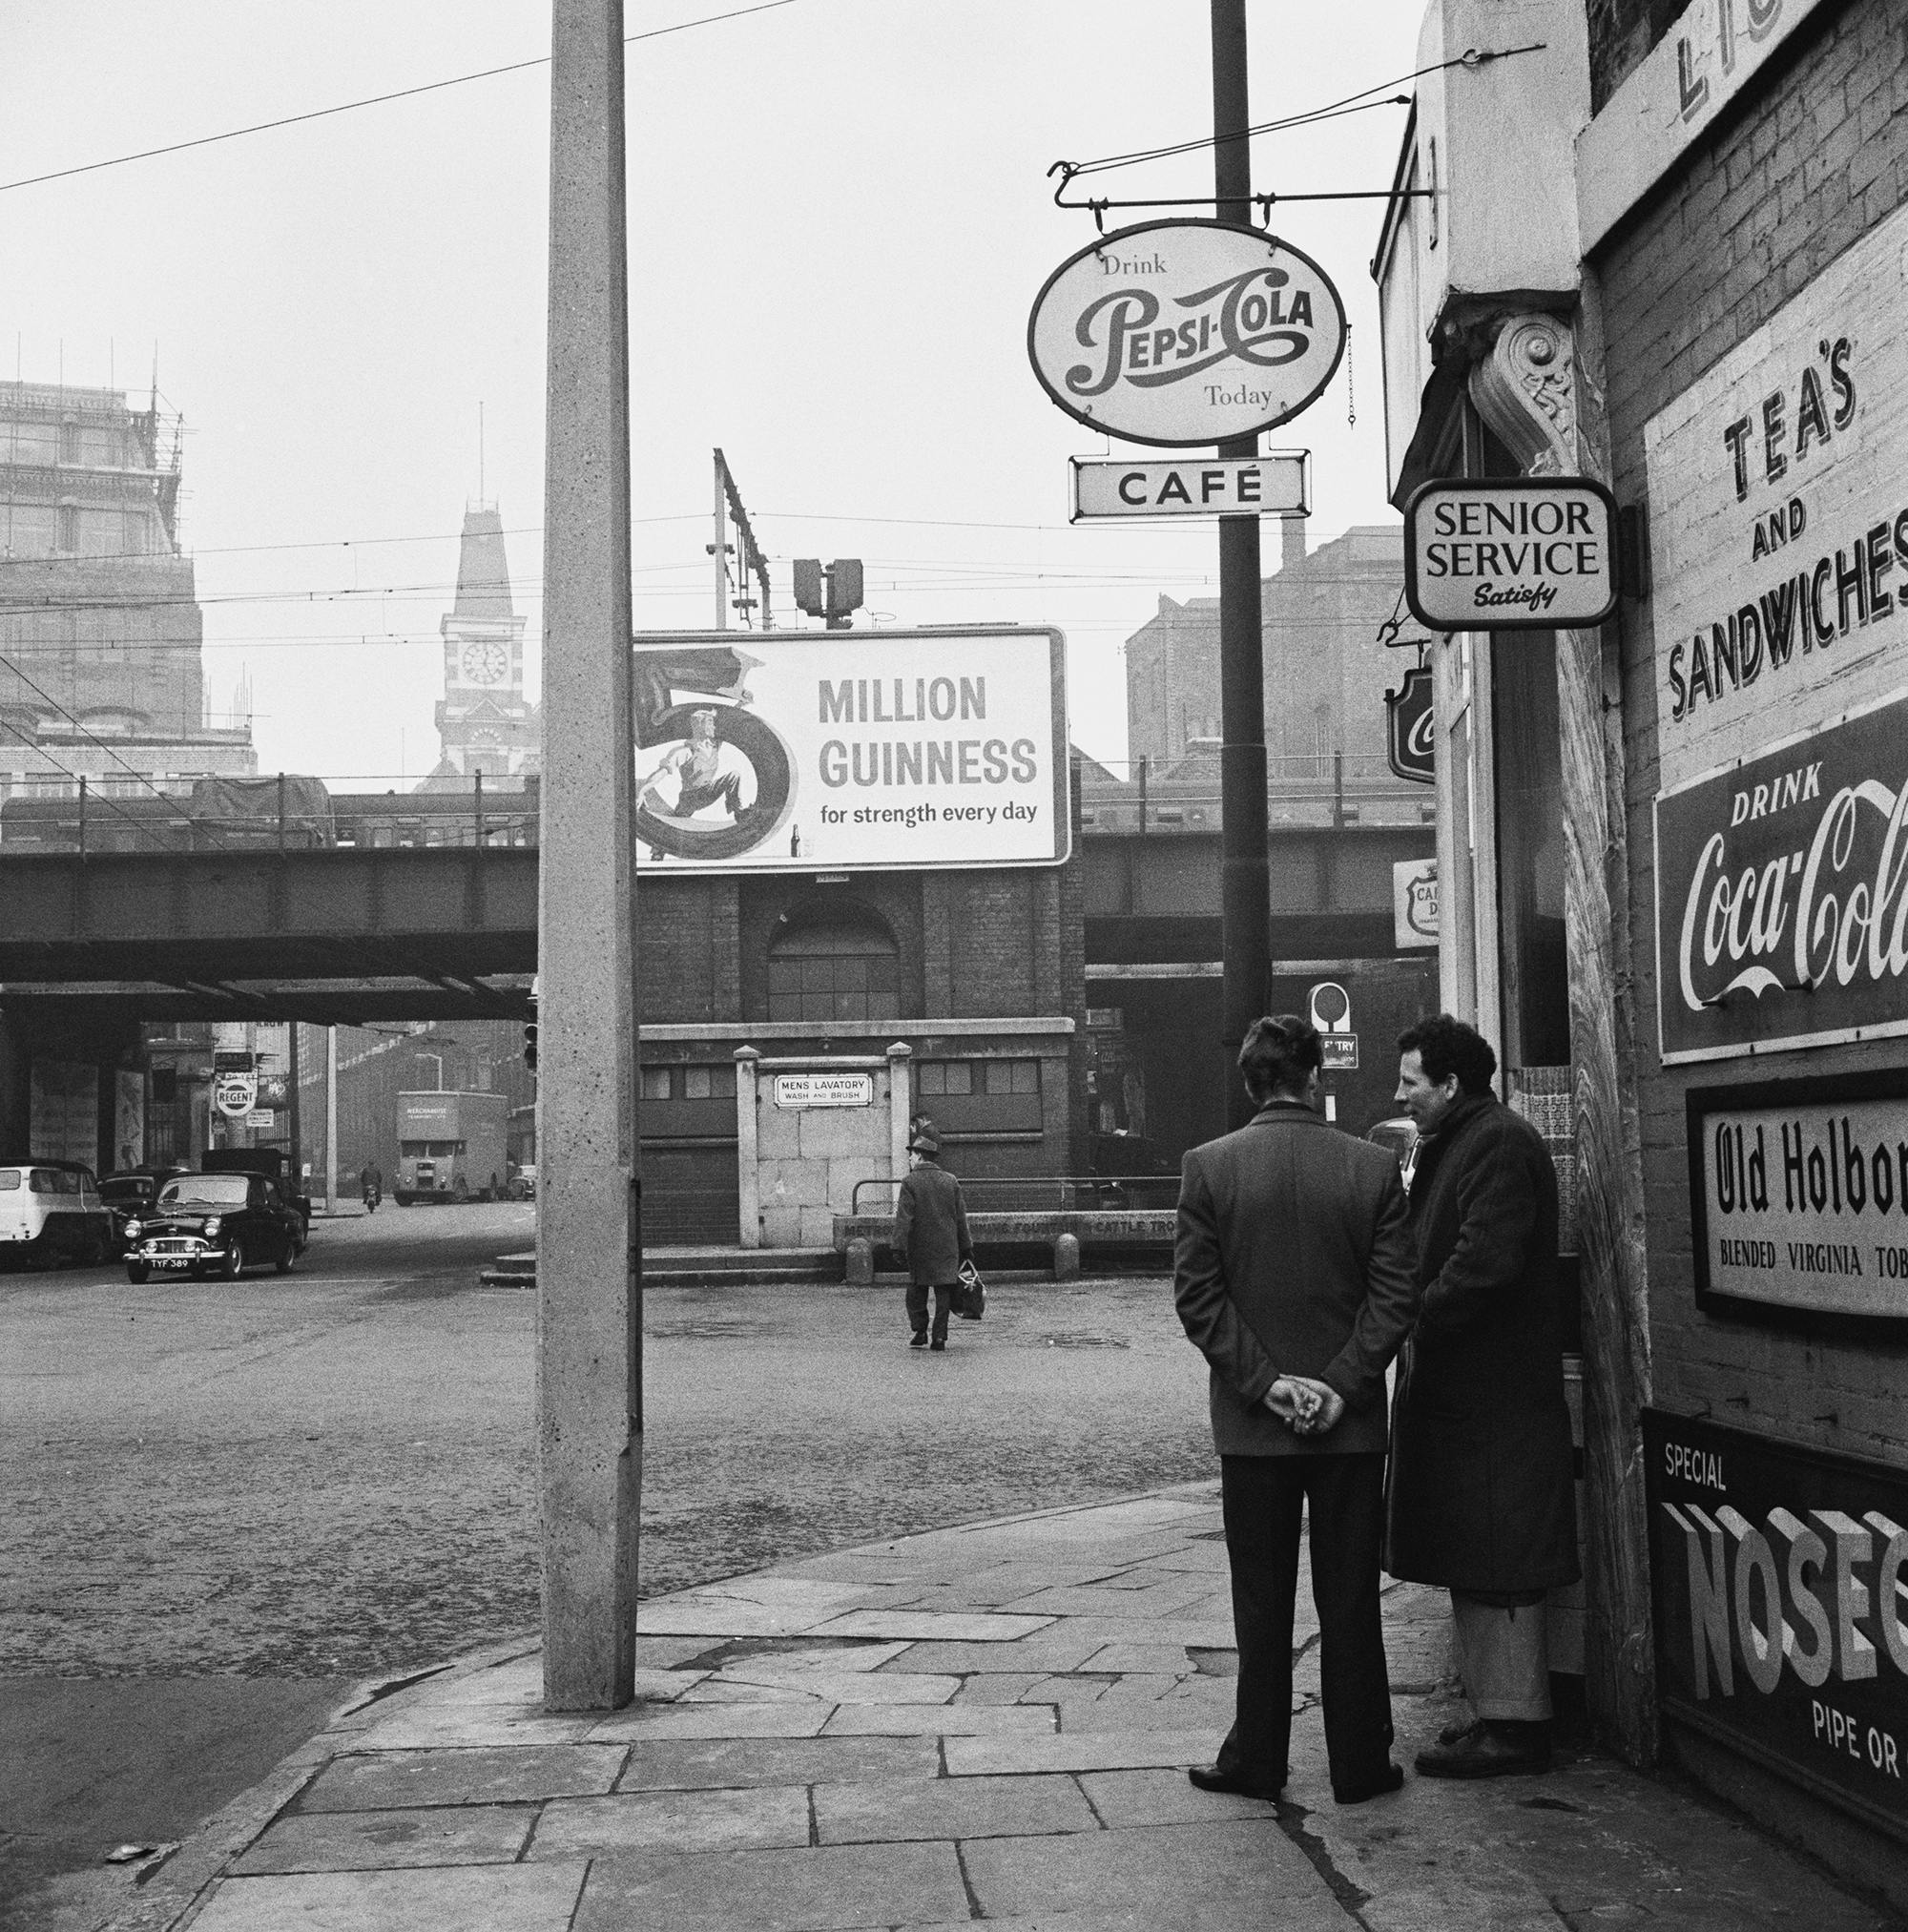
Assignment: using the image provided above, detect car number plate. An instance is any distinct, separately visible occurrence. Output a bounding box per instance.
[151,1257,192,1270]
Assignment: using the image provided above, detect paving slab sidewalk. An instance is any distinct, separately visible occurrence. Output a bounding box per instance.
[63,1482,1902,1932]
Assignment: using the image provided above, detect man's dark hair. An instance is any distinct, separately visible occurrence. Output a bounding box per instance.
[1397,1013,1497,1094]
[1237,1014,1322,1101]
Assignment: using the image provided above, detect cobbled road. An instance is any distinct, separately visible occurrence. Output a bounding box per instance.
[4,1205,1213,1682]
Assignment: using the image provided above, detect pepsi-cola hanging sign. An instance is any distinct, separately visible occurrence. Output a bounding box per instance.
[1027,220,1347,447]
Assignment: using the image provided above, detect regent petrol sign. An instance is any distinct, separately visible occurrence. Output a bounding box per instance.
[1027,220,1346,447]
[1687,1070,1908,1323]
[1654,687,1908,1064]
[1403,479,1620,631]
[1645,1408,1908,1840]
[1068,452,1307,522]
[631,629,1068,875]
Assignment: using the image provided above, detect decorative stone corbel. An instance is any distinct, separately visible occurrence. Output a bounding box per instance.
[1468,313,1577,477]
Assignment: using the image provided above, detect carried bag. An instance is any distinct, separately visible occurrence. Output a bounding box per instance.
[953,1257,986,1320]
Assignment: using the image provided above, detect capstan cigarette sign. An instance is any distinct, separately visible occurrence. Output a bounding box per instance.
[1402,479,1619,632]
[1653,687,1908,1064]
[1687,1071,1908,1322]
[1027,220,1346,447]
[1645,1409,1908,1839]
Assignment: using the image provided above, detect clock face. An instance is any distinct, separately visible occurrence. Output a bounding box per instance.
[462,640,510,685]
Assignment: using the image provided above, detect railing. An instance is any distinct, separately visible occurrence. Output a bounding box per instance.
[0,771,542,856]
[849,1174,1180,1215]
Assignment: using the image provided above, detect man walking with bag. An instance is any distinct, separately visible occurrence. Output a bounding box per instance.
[894,1124,972,1352]
[1174,1016,1421,1805]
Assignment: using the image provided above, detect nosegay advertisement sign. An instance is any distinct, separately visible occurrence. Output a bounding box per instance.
[1654,686,1908,1063]
[1402,478,1620,631]
[1645,1408,1908,1841]
[1687,1070,1908,1321]
[630,629,1068,875]
[1027,220,1346,447]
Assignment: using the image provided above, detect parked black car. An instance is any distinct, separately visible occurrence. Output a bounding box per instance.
[99,1168,190,1255]
[123,1172,306,1282]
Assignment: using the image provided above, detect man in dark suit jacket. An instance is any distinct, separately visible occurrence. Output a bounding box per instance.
[1174,1015,1421,1806]
[893,1125,972,1352]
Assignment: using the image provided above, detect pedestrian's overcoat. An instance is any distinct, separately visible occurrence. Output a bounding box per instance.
[893,1158,971,1286]
[1174,1101,1420,1458]
[1384,1092,1580,1593]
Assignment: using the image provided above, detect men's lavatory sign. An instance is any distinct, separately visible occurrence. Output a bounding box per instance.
[631,630,1068,874]
[1648,201,1908,1062]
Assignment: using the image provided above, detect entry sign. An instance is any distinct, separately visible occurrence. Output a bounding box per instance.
[1319,1035,1359,1072]
[1069,453,1308,523]
[1404,478,1621,632]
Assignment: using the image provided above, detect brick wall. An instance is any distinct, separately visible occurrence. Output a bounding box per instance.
[1595,0,1908,1465]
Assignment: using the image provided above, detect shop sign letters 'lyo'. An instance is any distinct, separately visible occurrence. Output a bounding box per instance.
[1027,219,1347,447]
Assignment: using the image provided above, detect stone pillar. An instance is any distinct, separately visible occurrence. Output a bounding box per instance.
[886,1041,913,1178]
[536,0,638,1714]
[1470,307,1657,1768]
[735,1047,760,1248]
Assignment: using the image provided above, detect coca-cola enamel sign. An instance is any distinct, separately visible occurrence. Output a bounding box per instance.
[1027,220,1347,447]
[1654,687,1908,1064]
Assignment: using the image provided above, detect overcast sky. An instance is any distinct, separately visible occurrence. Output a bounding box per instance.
[4,0,1427,779]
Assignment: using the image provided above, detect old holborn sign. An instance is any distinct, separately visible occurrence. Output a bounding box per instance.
[1027,220,1346,447]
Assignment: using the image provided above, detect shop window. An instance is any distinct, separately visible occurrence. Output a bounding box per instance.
[767,904,900,1022]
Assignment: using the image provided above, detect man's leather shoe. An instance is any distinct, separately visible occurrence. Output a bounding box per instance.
[1415,1719,1550,1779]
[1187,1762,1285,1800]
[1436,1714,1483,1747]
[909,1332,928,1348]
[929,1339,945,1351]
[1333,1762,1404,1805]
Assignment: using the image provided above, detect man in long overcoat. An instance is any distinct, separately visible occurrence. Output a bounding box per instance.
[893,1124,971,1351]
[1386,1014,1579,1777]
[1174,1015,1421,1806]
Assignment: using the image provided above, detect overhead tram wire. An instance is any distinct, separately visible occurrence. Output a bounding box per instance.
[0,721,179,844]
[0,1,801,197]
[0,651,223,843]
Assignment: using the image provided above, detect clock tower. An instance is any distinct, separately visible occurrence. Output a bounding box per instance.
[431,503,538,779]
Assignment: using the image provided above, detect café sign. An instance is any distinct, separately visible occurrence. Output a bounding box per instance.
[1654,686,1908,1064]
[1403,478,1620,632]
[1027,220,1346,447]
[1068,452,1308,523]
[1645,1408,1908,1841]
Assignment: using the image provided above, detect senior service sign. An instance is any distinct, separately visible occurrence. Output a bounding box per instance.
[1027,220,1346,447]
[631,628,1068,875]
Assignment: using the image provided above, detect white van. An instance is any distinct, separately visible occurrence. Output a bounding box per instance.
[0,1161,113,1266]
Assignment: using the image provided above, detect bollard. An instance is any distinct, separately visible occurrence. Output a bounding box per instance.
[845,1237,874,1286]
[1052,1233,1081,1281]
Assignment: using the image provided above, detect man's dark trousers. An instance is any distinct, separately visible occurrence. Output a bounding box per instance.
[906,1281,954,1343]
[1217,1451,1392,1793]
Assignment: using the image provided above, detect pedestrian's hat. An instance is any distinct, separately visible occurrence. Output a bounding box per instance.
[908,1128,940,1155]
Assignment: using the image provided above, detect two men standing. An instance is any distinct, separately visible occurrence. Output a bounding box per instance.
[1173,1010,1578,1804]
